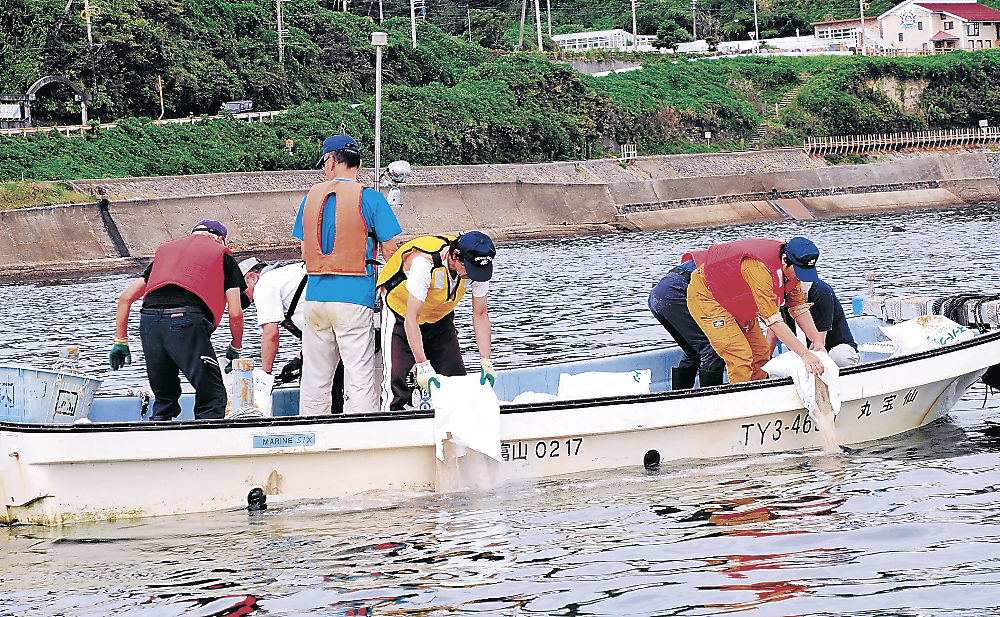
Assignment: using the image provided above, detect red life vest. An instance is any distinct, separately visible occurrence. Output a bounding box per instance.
[699,238,792,328]
[301,180,370,276]
[145,234,231,326]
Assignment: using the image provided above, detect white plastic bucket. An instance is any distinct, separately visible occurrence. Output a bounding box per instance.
[0,365,103,423]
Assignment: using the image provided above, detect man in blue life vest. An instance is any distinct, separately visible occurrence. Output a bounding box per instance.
[291,134,402,415]
[110,219,247,420]
[376,232,496,411]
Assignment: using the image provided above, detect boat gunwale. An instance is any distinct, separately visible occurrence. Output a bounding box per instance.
[3,329,998,434]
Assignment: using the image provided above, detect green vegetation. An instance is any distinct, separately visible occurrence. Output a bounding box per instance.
[0,181,94,210]
[2,1,999,182]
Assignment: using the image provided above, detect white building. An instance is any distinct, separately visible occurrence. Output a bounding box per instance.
[879,0,1000,51]
[551,29,662,53]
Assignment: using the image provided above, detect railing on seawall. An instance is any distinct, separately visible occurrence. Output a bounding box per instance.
[804,127,1000,155]
[0,110,287,137]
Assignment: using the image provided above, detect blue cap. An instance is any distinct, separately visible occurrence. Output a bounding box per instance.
[191,219,227,241]
[457,231,496,282]
[785,236,819,282]
[322,134,359,154]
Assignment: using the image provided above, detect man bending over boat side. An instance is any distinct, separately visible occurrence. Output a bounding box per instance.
[684,237,826,383]
[291,134,402,415]
[768,273,860,368]
[649,258,726,389]
[109,220,247,420]
[377,232,497,411]
[239,258,348,414]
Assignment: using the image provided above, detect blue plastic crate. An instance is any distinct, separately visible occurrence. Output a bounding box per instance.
[0,365,103,424]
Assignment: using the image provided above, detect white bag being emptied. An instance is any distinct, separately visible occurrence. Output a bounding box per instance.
[879,315,975,357]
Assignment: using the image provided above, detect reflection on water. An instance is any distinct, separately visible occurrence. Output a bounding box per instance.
[2,204,1000,615]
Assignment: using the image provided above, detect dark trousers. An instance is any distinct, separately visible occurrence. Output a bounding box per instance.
[388,312,466,411]
[649,275,725,388]
[139,307,227,420]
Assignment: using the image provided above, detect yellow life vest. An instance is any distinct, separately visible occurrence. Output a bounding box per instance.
[377,235,466,324]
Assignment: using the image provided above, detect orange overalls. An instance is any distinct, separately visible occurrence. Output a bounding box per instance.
[687,259,806,383]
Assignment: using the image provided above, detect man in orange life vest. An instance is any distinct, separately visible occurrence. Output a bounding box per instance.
[291,134,402,415]
[684,237,826,383]
[110,220,247,420]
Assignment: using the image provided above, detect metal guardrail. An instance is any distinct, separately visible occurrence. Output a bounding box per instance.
[0,110,287,137]
[804,127,1000,155]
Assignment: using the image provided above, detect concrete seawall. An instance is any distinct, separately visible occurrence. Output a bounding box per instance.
[2,149,999,281]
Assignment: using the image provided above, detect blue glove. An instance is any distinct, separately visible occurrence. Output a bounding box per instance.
[480,357,497,387]
[109,341,131,370]
[225,344,241,374]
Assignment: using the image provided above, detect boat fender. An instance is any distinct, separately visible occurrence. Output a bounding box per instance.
[247,487,267,512]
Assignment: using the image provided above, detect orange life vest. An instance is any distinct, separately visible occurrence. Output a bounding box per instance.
[301,180,371,276]
[145,234,231,326]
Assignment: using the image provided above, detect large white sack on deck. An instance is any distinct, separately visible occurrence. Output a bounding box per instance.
[762,351,841,418]
[432,374,501,462]
[556,369,651,400]
[880,315,975,357]
[253,369,275,417]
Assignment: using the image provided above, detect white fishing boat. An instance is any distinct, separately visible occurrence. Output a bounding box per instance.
[2,303,999,526]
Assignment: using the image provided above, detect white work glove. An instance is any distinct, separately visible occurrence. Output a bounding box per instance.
[480,357,497,387]
[414,360,439,391]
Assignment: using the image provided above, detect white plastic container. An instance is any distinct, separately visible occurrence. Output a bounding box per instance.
[0,364,103,423]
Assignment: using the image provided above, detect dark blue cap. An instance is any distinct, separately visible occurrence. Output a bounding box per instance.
[191,219,227,241]
[322,134,359,154]
[785,236,819,282]
[457,231,496,282]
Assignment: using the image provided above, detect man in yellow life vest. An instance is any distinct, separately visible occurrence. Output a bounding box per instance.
[291,134,402,415]
[376,231,497,411]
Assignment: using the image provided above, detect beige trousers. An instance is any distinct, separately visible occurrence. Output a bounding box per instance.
[300,300,376,415]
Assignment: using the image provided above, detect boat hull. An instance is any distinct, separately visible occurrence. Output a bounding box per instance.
[2,331,997,525]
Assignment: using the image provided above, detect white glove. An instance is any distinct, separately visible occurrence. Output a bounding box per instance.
[414,360,439,391]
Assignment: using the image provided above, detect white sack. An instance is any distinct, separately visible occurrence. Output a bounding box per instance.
[253,368,275,417]
[762,350,841,418]
[556,369,651,400]
[510,391,559,405]
[880,315,975,357]
[432,374,502,462]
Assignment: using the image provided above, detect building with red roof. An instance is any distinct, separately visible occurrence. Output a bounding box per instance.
[878,0,1000,51]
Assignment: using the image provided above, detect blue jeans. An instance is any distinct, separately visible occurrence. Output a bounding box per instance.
[139,307,226,420]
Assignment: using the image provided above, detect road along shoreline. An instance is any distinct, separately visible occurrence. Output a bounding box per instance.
[3,148,998,283]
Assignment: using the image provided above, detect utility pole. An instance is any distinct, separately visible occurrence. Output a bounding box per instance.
[691,0,697,39]
[546,0,552,37]
[468,6,472,42]
[82,0,97,91]
[752,0,759,45]
[534,0,543,50]
[631,0,637,49]
[410,0,417,48]
[858,0,866,54]
[276,0,289,65]
[156,75,165,124]
[379,0,383,22]
[518,0,526,49]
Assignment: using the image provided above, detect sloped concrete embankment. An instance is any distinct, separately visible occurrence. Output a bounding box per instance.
[2,149,999,282]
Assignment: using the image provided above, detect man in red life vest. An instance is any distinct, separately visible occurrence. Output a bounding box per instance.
[291,134,402,415]
[110,220,247,420]
[685,237,826,383]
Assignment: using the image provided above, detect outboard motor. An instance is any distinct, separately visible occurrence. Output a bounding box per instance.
[983,364,1000,391]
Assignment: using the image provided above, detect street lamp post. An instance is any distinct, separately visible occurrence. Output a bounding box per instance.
[372,31,387,192]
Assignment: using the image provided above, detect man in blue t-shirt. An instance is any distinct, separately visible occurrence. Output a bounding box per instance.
[799,278,859,367]
[292,134,402,415]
